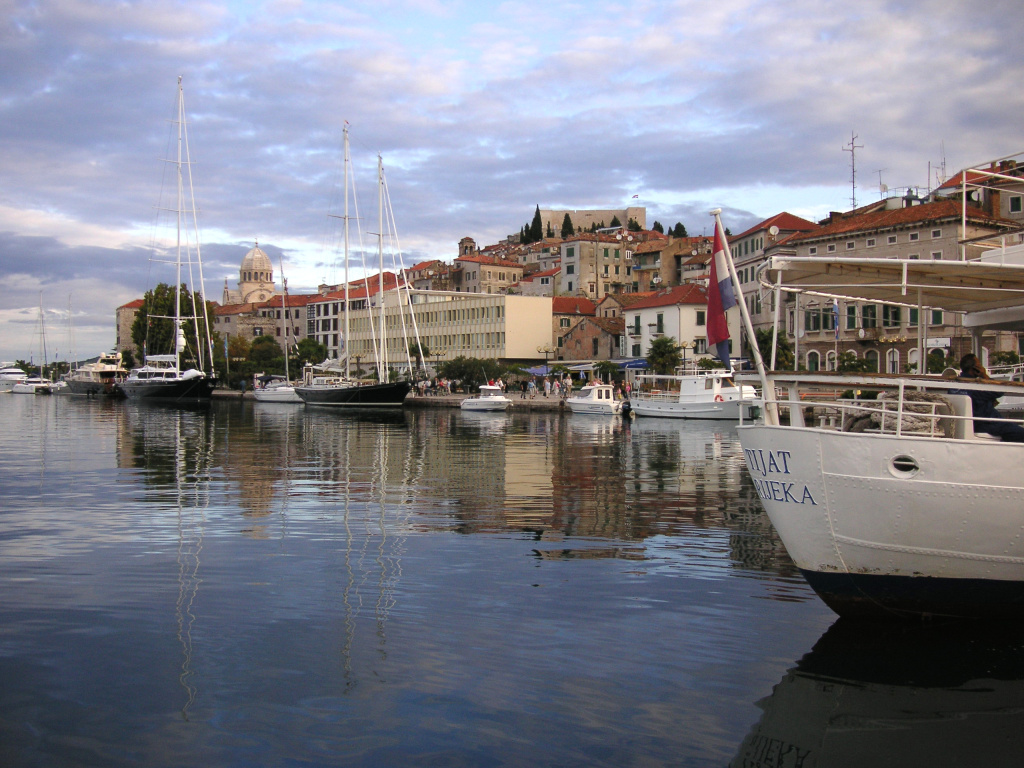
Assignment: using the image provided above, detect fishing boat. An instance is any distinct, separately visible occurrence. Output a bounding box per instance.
[65,351,128,396]
[0,362,27,392]
[460,384,512,412]
[727,237,1024,619]
[120,77,217,402]
[294,128,411,409]
[565,382,627,416]
[627,365,756,420]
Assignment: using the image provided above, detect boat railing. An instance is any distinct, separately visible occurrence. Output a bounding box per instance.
[747,373,1024,440]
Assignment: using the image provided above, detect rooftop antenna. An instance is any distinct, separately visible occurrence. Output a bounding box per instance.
[876,168,888,199]
[843,132,863,209]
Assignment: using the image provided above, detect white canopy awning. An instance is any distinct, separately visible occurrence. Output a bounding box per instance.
[758,256,1024,316]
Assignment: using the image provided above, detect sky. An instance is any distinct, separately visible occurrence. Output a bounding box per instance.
[1,0,1022,362]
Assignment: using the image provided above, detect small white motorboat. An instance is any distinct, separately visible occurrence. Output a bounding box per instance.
[253,374,302,403]
[565,383,626,416]
[460,384,512,412]
[12,377,54,395]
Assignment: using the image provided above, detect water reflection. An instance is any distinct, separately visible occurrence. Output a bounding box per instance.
[732,620,1024,767]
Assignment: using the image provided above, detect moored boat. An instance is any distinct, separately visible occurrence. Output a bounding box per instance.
[627,367,757,420]
[460,384,512,412]
[0,362,27,392]
[65,351,128,396]
[565,382,626,416]
[121,78,217,403]
[12,376,54,395]
[295,364,411,408]
[733,250,1024,620]
[252,373,302,403]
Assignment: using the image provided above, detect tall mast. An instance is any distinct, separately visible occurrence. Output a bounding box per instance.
[343,125,351,379]
[175,75,184,373]
[377,154,386,381]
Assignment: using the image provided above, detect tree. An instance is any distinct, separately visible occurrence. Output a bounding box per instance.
[652,221,664,234]
[627,218,642,232]
[529,205,543,243]
[545,222,554,238]
[593,359,620,383]
[610,215,621,228]
[560,213,575,239]
[295,337,327,367]
[249,335,284,370]
[837,351,876,374]
[754,328,794,371]
[408,340,430,372]
[646,336,681,374]
[130,282,214,368]
[121,349,136,370]
[438,356,504,391]
[672,222,688,238]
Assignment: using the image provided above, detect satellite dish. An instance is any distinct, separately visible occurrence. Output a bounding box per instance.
[769,226,780,237]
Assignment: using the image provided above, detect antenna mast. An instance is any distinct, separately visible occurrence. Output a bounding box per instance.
[842,132,863,209]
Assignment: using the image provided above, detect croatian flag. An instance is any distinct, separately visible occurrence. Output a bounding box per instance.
[707,224,737,369]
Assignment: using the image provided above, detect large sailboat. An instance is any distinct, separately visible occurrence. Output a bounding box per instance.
[295,128,411,409]
[120,77,217,402]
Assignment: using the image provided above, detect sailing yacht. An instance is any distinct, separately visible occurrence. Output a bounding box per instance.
[295,129,411,409]
[120,77,217,402]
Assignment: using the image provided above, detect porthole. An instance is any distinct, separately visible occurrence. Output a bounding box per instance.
[889,454,920,477]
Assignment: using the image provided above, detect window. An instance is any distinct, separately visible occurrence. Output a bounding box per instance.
[886,348,900,374]
[826,350,837,371]
[909,254,919,260]
[909,232,920,242]
[932,229,942,238]
[888,235,897,244]
[694,339,708,354]
[804,309,821,332]
[631,343,641,357]
[566,264,575,275]
[560,318,570,328]
[931,251,942,260]
[807,350,820,371]
[827,244,836,253]
[696,310,706,326]
[1011,197,1022,213]
[862,304,877,328]
[866,238,876,248]
[632,316,641,334]
[808,246,818,255]
[253,327,263,337]
[566,247,575,258]
[931,309,943,325]
[846,305,857,330]
[864,349,879,372]
[846,241,856,250]
[592,338,599,355]
[882,304,901,328]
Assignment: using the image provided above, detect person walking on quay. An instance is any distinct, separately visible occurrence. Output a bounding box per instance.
[520,380,528,399]
[543,377,551,397]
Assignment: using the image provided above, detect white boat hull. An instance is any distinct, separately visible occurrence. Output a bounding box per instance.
[566,400,622,415]
[253,385,302,403]
[460,398,511,412]
[630,396,753,420]
[738,423,1024,619]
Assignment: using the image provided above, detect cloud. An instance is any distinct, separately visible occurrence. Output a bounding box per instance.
[1,0,1022,358]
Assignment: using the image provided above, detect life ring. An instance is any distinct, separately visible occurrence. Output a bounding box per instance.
[714,394,724,402]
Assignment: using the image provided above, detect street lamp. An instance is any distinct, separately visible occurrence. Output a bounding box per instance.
[537,344,554,368]
[680,340,692,371]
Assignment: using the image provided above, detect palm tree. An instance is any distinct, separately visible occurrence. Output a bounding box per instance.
[646,336,682,374]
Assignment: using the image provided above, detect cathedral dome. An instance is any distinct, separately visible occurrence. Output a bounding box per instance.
[240,244,273,283]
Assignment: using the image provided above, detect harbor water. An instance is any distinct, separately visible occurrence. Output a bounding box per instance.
[2,395,1023,766]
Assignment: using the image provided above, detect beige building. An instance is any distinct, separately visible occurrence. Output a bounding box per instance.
[309,287,554,372]
[222,243,279,305]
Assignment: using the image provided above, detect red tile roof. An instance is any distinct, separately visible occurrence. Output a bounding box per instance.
[552,296,596,315]
[731,212,818,240]
[626,283,708,309]
[788,199,1012,243]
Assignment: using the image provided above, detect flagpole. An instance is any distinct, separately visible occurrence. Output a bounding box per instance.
[710,209,776,423]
